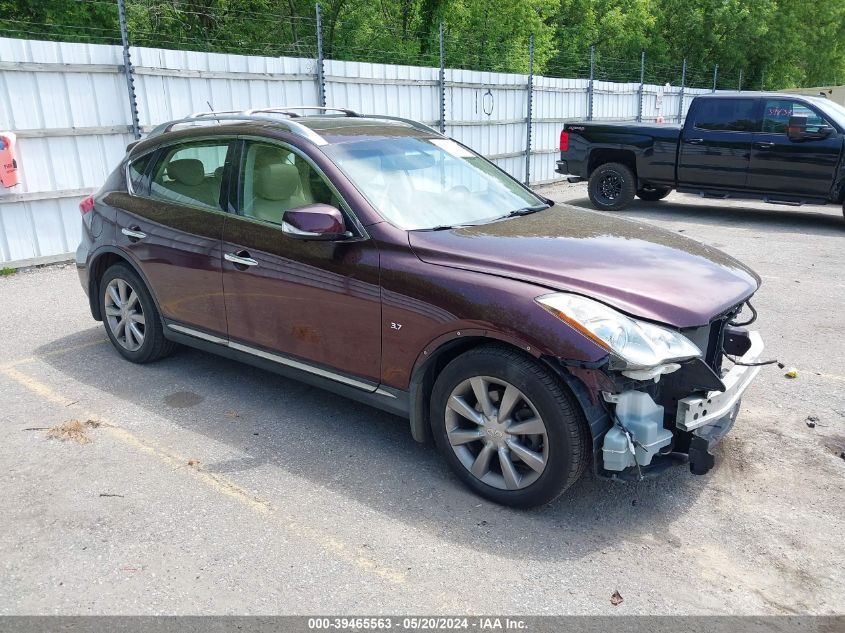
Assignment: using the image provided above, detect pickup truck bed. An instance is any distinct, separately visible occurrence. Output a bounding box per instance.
[557,93,845,216]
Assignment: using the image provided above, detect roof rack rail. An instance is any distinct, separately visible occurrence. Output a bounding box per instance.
[244,106,360,118]
[143,108,440,146]
[359,114,442,136]
[145,111,329,145]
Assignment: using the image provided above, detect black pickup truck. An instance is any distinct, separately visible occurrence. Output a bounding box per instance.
[556,93,845,217]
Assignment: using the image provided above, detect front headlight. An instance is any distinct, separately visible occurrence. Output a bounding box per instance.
[535,293,701,370]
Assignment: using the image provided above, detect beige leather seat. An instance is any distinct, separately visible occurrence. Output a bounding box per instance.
[248,163,308,224]
[159,158,220,208]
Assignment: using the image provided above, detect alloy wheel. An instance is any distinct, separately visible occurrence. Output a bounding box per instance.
[444,376,549,490]
[599,172,623,200]
[104,278,145,352]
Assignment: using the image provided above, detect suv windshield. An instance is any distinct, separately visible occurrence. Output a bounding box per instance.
[323,137,546,230]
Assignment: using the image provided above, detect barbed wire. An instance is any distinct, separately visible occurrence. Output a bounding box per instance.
[0,5,821,90]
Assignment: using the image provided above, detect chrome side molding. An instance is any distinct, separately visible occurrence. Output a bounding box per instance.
[167,323,379,393]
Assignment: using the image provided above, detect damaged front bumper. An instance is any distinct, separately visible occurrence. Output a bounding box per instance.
[599,329,764,480]
[676,331,764,431]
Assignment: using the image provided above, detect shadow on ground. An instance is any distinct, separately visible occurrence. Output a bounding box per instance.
[561,196,844,235]
[38,327,705,563]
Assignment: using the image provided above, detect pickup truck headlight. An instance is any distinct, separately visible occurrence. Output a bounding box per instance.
[535,293,702,370]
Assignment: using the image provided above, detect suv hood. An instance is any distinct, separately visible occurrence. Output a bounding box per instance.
[408,205,760,328]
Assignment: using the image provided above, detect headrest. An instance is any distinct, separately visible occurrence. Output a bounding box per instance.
[254,146,291,168]
[255,163,300,201]
[167,159,205,186]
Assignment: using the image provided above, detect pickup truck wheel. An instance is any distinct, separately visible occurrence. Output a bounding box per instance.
[636,186,671,202]
[430,345,589,507]
[588,162,636,210]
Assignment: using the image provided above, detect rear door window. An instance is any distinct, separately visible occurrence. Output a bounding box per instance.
[762,99,830,134]
[693,99,758,132]
[149,141,231,211]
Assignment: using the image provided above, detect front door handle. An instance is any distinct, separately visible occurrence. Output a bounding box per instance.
[754,141,776,150]
[224,251,259,268]
[684,138,704,145]
[121,226,146,240]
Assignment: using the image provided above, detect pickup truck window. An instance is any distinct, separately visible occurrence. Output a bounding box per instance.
[762,99,830,134]
[693,98,758,132]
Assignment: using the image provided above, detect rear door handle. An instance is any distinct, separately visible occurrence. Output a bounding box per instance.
[121,227,146,240]
[754,141,776,150]
[684,138,704,145]
[224,251,258,268]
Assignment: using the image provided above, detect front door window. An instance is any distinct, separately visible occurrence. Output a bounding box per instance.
[239,143,341,225]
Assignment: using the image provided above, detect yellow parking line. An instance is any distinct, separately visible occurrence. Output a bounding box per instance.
[1,364,406,585]
[0,338,108,370]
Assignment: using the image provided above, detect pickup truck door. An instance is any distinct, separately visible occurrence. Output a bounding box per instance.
[677,97,759,190]
[746,98,842,200]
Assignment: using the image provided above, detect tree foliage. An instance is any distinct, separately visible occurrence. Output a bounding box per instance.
[0,0,843,88]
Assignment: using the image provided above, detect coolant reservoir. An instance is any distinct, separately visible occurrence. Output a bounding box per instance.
[602,391,673,471]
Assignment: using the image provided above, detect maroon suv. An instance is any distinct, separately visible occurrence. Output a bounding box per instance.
[76,107,765,507]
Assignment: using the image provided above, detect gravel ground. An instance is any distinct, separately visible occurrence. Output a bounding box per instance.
[0,185,843,615]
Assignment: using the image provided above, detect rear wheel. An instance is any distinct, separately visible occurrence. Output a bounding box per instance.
[100,264,175,363]
[636,186,671,202]
[430,345,589,507]
[588,162,636,211]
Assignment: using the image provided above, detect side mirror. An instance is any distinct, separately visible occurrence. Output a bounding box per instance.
[281,204,352,241]
[787,115,807,140]
[816,124,834,138]
[787,115,833,141]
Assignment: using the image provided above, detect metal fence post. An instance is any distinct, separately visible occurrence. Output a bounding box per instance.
[524,34,534,186]
[677,58,686,123]
[315,3,326,107]
[636,51,645,122]
[712,64,718,93]
[438,23,446,134]
[587,46,594,121]
[116,0,140,139]
[738,69,743,92]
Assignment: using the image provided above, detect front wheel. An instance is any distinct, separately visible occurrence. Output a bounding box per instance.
[636,186,671,201]
[430,345,590,507]
[588,162,636,211]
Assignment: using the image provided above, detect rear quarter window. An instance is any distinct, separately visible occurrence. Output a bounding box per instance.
[127,154,152,194]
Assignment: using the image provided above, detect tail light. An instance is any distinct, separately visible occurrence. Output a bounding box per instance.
[79,195,95,215]
[559,130,569,152]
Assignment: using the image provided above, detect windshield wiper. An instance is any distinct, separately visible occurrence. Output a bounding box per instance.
[417,222,481,231]
[503,203,552,218]
[417,203,551,231]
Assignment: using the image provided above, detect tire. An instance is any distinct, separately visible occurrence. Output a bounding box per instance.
[636,186,671,202]
[100,263,175,363]
[588,162,636,211]
[430,345,590,507]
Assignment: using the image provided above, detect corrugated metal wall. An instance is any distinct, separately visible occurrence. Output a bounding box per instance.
[0,36,719,265]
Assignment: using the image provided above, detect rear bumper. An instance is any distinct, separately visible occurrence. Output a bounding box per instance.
[76,239,90,296]
[555,158,587,180]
